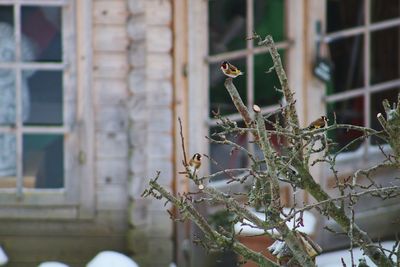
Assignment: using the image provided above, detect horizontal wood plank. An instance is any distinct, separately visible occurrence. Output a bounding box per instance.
[94,78,129,106]
[96,158,129,185]
[0,210,128,236]
[93,0,129,25]
[93,53,129,79]
[96,184,128,211]
[96,132,129,159]
[94,25,129,52]
[0,206,77,219]
[95,106,129,132]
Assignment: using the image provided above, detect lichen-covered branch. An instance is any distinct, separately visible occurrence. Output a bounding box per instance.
[254,106,316,267]
[203,186,274,233]
[377,97,400,162]
[257,34,304,163]
[295,164,394,267]
[224,79,259,142]
[145,177,278,267]
[258,35,299,130]
[143,33,399,267]
[253,105,280,209]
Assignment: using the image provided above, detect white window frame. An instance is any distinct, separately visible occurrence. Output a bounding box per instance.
[306,1,400,250]
[187,0,399,194]
[317,0,400,175]
[188,0,305,191]
[0,0,94,219]
[206,0,291,127]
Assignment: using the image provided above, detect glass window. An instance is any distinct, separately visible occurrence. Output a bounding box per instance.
[207,0,289,182]
[0,4,68,194]
[325,1,400,152]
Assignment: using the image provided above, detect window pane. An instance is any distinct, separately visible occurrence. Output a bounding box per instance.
[0,6,15,62]
[209,58,247,117]
[254,52,284,107]
[327,0,364,33]
[0,70,19,126]
[327,96,364,152]
[370,26,400,85]
[370,88,399,145]
[209,0,246,55]
[209,124,248,182]
[371,0,400,23]
[0,133,17,188]
[328,36,364,94]
[21,6,62,62]
[254,0,285,42]
[23,134,64,188]
[24,70,63,126]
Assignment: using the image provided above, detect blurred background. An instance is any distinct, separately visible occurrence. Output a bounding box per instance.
[0,0,399,266]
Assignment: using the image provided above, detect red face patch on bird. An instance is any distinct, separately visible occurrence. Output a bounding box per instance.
[221,61,228,70]
[194,153,202,161]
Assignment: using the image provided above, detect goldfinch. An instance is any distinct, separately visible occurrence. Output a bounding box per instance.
[220,61,244,78]
[307,116,328,130]
[188,153,202,176]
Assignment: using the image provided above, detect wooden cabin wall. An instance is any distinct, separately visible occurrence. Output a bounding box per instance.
[0,1,130,266]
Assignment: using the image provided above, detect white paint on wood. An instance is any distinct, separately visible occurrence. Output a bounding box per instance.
[187,0,209,169]
[146,26,172,53]
[96,159,128,186]
[0,206,77,219]
[96,133,129,159]
[76,0,95,219]
[94,53,129,79]
[287,0,306,127]
[146,54,172,80]
[94,26,129,52]
[96,184,128,211]
[306,0,327,186]
[145,0,171,26]
[0,210,128,236]
[93,1,128,25]
[95,106,128,132]
[94,79,129,106]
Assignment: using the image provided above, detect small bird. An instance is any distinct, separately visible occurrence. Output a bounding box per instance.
[307,116,328,130]
[220,61,244,78]
[188,153,202,177]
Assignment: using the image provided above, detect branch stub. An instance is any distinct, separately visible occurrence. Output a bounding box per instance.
[253,104,261,113]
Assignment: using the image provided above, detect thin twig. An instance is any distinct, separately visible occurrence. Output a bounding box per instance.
[178,117,188,166]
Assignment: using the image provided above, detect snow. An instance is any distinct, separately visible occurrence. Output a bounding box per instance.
[86,251,139,267]
[316,241,397,267]
[0,246,7,266]
[37,262,69,267]
[234,207,317,236]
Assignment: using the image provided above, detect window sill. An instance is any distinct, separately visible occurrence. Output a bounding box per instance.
[0,205,79,220]
[0,188,77,206]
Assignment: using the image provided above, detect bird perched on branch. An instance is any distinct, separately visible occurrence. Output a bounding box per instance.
[307,116,328,130]
[188,153,202,177]
[220,61,244,78]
